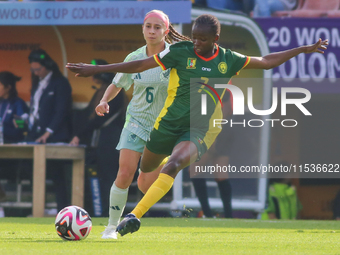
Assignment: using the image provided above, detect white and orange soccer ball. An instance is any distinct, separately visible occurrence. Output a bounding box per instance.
[55,205,92,241]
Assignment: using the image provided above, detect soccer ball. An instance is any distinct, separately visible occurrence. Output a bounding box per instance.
[55,205,92,241]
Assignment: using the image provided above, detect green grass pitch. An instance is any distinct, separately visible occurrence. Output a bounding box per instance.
[0,217,339,255]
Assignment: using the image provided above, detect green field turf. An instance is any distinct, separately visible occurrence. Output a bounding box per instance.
[0,217,339,255]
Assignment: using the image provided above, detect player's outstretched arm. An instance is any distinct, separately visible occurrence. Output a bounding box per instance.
[95,83,122,116]
[66,57,158,77]
[245,38,328,70]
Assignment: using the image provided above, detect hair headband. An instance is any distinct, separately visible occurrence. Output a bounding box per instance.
[144,12,169,29]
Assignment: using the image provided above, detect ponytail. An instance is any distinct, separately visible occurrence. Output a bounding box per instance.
[165,24,191,44]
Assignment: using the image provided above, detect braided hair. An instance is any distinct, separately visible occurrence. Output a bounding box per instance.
[166,24,191,44]
[193,14,221,36]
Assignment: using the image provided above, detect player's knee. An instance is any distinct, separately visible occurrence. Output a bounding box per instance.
[115,166,135,188]
[162,159,182,177]
[118,170,135,181]
[140,162,156,173]
[137,175,149,194]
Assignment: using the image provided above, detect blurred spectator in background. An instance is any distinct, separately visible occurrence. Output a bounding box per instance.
[0,184,5,202]
[206,0,243,12]
[25,48,73,211]
[0,71,29,143]
[70,59,126,217]
[204,0,255,16]
[0,71,29,202]
[26,49,72,144]
[253,0,297,17]
[261,162,302,219]
[193,0,207,6]
[333,190,340,220]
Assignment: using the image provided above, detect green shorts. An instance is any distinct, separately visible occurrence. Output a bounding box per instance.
[116,128,146,153]
[146,128,208,160]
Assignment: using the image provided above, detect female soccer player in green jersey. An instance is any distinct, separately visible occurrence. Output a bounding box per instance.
[67,14,328,236]
[94,10,190,239]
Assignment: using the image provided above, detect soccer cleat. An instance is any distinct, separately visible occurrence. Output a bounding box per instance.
[116,213,140,236]
[101,225,118,239]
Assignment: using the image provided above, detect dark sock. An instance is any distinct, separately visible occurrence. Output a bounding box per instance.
[217,179,232,218]
[192,178,213,217]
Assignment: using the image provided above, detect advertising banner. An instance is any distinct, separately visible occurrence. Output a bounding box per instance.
[0,1,191,26]
[255,18,340,93]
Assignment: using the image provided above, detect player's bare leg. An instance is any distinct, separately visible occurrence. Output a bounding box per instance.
[140,147,168,173]
[116,142,198,236]
[138,160,166,194]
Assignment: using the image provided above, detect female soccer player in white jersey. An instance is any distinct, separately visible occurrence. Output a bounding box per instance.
[67,14,328,236]
[95,10,190,239]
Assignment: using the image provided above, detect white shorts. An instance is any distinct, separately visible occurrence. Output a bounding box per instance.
[116,128,147,153]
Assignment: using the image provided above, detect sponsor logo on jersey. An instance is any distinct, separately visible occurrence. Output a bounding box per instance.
[202,67,211,72]
[134,73,142,79]
[218,62,228,74]
[186,58,197,69]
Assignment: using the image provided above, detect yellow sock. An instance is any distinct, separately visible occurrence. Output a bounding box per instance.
[132,173,174,218]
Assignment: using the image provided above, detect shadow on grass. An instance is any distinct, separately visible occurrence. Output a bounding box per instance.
[140,218,340,230]
[0,217,339,230]
[0,239,124,244]
[0,217,108,225]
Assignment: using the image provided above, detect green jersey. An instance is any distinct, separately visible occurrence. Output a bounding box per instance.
[153,41,250,149]
[113,44,170,141]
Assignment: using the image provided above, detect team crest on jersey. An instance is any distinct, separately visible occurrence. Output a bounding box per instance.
[186,58,197,69]
[128,133,137,142]
[196,136,204,145]
[218,62,228,74]
[160,69,170,81]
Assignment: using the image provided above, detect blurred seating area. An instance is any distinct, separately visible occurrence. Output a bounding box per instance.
[193,0,340,18]
[3,0,340,18]
[2,0,191,2]
[194,0,340,18]
[273,0,340,18]
[198,0,339,18]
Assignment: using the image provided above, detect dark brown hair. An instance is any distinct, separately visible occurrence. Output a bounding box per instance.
[193,14,221,36]
[91,59,115,84]
[0,71,20,99]
[28,48,63,90]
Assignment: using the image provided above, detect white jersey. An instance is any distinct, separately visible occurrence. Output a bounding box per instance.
[113,44,170,141]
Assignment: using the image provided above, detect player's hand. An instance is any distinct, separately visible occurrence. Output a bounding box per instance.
[12,118,18,128]
[69,136,80,146]
[36,131,51,144]
[304,38,328,54]
[65,63,97,77]
[96,101,109,116]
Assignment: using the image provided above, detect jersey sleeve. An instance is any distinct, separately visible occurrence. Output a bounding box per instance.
[112,53,135,90]
[154,44,179,71]
[229,51,251,76]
